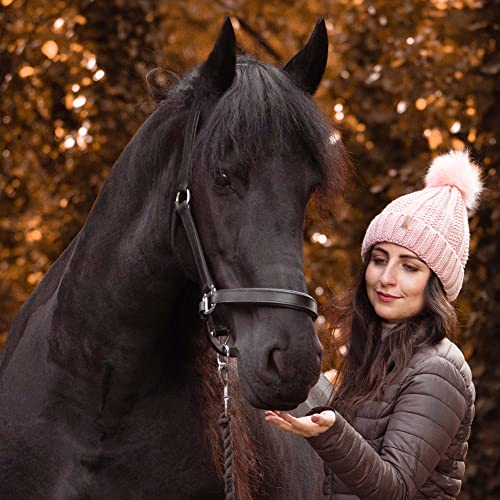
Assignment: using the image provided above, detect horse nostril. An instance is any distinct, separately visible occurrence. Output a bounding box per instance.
[267,347,286,377]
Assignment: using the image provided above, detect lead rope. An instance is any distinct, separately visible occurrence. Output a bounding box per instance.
[217,346,235,500]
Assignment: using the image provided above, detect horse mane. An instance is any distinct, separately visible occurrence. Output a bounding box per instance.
[195,346,262,500]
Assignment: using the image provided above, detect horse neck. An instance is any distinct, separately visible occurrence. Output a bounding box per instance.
[49,110,202,378]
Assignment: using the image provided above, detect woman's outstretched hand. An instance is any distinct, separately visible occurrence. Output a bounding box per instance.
[264,409,335,437]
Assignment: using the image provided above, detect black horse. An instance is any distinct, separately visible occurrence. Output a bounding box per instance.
[0,19,349,499]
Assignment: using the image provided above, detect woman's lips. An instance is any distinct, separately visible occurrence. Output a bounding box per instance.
[376,291,400,303]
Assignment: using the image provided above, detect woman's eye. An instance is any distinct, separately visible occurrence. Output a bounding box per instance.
[214,170,231,188]
[403,264,418,272]
[372,258,385,265]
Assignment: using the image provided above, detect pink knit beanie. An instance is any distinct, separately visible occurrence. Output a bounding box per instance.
[361,150,483,301]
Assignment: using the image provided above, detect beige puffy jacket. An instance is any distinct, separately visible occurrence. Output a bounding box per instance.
[307,337,475,499]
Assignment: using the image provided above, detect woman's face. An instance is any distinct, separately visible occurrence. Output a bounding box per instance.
[365,242,432,323]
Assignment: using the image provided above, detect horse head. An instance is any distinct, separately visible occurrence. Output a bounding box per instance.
[164,19,350,410]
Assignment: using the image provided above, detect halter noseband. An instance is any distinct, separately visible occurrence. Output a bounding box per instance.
[174,101,318,357]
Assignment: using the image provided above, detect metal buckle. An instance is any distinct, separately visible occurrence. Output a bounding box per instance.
[175,188,191,206]
[200,287,217,317]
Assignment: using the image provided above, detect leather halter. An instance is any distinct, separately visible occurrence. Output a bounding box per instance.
[174,101,318,357]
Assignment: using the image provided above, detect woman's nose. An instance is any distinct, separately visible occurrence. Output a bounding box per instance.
[380,265,397,286]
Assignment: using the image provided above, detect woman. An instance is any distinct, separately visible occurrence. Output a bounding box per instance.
[265,150,482,499]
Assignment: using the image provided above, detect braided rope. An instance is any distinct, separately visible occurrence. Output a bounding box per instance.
[218,413,235,500]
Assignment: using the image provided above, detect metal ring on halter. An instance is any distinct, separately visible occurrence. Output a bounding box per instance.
[175,188,191,206]
[218,339,230,358]
[220,336,231,362]
[209,329,234,357]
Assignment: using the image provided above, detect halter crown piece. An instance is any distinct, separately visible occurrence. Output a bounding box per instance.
[174,100,318,357]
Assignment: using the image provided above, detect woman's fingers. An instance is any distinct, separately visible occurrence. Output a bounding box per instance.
[279,410,334,431]
[264,414,304,436]
[276,411,300,425]
[264,410,334,437]
[268,411,308,431]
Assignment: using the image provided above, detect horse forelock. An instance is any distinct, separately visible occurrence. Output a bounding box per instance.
[155,56,351,204]
[205,56,349,197]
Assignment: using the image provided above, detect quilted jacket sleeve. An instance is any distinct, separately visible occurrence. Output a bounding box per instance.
[307,355,470,499]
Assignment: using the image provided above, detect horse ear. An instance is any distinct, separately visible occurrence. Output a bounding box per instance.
[146,68,178,103]
[283,19,328,95]
[199,17,236,95]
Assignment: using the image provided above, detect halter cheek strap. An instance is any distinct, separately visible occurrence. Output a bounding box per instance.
[174,102,318,357]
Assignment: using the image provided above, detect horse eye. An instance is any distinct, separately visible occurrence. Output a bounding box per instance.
[214,170,231,188]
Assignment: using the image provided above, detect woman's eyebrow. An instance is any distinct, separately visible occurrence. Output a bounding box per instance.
[399,254,425,262]
[373,246,424,263]
[372,246,388,256]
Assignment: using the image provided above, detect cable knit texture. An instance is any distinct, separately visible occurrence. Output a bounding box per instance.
[307,337,475,499]
[361,150,482,301]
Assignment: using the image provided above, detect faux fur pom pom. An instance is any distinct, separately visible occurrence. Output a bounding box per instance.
[425,150,483,211]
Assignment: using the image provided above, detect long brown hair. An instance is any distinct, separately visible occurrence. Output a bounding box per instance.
[327,250,457,421]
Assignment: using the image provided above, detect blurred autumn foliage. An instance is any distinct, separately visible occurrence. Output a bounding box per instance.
[0,0,498,497]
